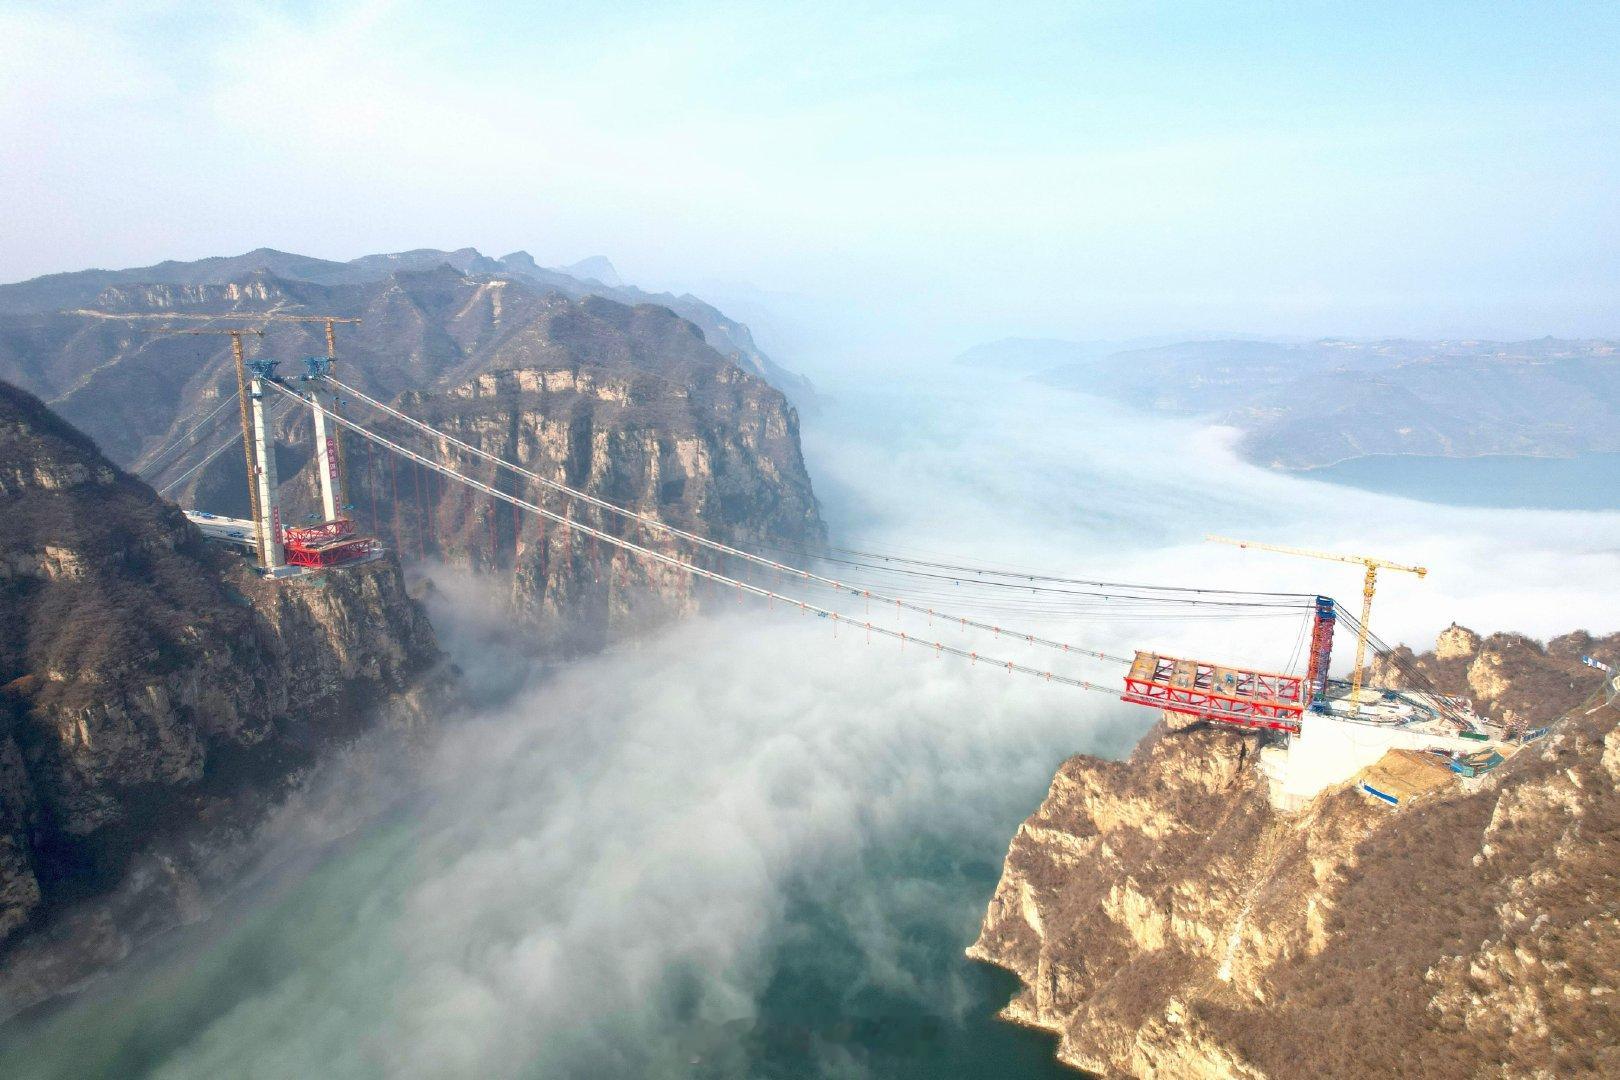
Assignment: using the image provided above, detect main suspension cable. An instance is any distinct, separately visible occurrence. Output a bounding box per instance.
[739,537,1321,601]
[322,375,1135,665]
[158,395,285,497]
[139,390,241,479]
[270,380,1121,695]
[753,549,1317,609]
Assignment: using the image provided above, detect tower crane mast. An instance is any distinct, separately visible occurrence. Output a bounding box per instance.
[1206,535,1427,714]
[103,312,361,511]
[117,312,363,572]
[138,327,267,563]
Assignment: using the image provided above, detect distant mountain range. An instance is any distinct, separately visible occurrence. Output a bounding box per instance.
[0,246,813,406]
[0,249,824,532]
[952,335,1192,371]
[960,336,1620,468]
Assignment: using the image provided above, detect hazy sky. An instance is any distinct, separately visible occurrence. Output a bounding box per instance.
[4,1,1617,342]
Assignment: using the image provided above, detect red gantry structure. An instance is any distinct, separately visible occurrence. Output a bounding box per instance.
[1122,651,1307,734]
[281,518,381,569]
[1120,595,1337,735]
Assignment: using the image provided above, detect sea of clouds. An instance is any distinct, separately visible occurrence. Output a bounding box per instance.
[3,365,1614,1079]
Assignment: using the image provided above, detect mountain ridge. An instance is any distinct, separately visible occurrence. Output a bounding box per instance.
[956,335,1620,468]
[0,246,814,405]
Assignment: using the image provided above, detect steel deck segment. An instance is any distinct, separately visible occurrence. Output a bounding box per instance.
[1121,650,1306,734]
[283,517,357,545]
[184,511,259,551]
[282,536,381,568]
[1136,652,1303,700]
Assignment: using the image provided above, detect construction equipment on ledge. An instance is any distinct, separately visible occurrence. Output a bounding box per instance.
[1206,535,1427,715]
[225,354,382,576]
[139,327,268,564]
[116,312,361,530]
[121,312,369,577]
[1584,656,1620,708]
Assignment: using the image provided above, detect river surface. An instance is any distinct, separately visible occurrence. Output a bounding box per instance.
[1299,452,1620,511]
[3,364,1617,1078]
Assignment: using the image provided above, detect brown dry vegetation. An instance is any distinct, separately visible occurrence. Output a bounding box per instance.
[0,380,441,982]
[0,382,248,720]
[975,627,1619,1078]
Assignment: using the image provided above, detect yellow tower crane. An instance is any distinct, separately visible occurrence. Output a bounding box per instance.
[99,311,363,536]
[1205,535,1427,714]
[135,327,268,563]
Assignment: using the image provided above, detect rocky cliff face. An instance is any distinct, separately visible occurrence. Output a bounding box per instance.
[972,627,1620,1078]
[0,262,825,655]
[0,380,445,1009]
[1371,623,1618,731]
[332,299,823,653]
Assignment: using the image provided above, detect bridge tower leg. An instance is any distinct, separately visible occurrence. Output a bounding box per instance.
[248,361,286,573]
[322,319,349,516]
[228,332,266,565]
[301,356,343,523]
[1305,596,1336,710]
[310,391,340,522]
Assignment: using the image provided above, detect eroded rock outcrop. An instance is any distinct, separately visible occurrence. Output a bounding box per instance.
[973,628,1620,1078]
[0,380,446,1010]
[310,297,824,655]
[1372,626,1617,733]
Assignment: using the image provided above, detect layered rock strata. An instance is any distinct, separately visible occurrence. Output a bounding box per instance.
[973,628,1620,1078]
[342,345,823,654]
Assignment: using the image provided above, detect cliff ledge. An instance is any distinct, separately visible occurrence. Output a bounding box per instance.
[972,627,1620,1078]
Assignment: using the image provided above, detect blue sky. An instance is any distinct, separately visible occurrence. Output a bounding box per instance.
[3,1,1617,344]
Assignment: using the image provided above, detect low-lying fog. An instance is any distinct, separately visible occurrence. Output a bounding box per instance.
[3,364,1615,1079]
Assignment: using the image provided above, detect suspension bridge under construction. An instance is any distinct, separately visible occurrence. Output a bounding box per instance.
[121,314,1546,811]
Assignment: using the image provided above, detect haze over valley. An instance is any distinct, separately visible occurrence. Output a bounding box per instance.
[963,335,1620,471]
[3,3,1618,1077]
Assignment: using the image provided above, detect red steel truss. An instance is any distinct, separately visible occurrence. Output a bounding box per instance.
[284,518,357,545]
[282,536,381,568]
[1121,651,1306,734]
[281,518,381,569]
